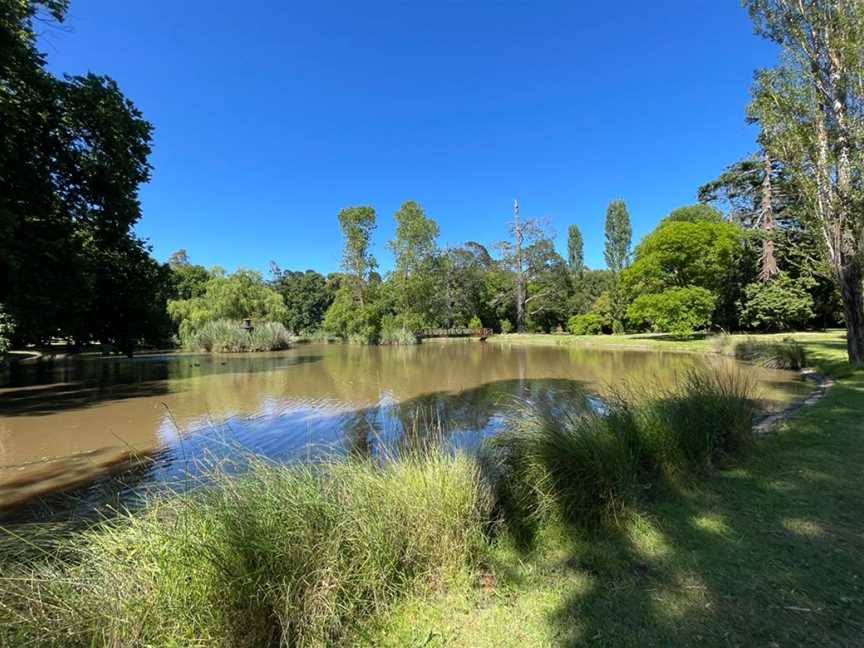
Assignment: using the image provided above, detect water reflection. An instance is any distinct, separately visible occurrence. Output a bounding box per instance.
[0,341,811,516]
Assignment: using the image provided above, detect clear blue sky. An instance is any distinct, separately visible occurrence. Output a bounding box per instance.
[43,0,777,274]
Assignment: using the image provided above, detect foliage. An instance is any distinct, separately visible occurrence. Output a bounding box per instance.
[323,284,388,344]
[0,2,168,350]
[567,269,612,316]
[744,0,864,365]
[338,205,378,304]
[379,313,421,346]
[271,268,335,334]
[168,251,211,301]
[567,312,603,336]
[499,319,513,334]
[168,269,288,342]
[663,204,724,224]
[0,305,14,355]
[468,315,483,329]
[603,200,632,272]
[184,320,291,353]
[388,201,442,326]
[739,273,815,331]
[567,224,583,275]
[627,287,716,336]
[0,453,491,648]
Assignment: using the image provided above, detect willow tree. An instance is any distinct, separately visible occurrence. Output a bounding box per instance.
[745,0,864,365]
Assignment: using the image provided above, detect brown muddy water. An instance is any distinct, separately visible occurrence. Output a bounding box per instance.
[0,341,811,515]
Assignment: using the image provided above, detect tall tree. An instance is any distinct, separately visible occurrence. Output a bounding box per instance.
[337,206,377,307]
[603,199,632,331]
[388,200,441,326]
[745,0,864,365]
[497,200,550,332]
[1,1,162,350]
[567,224,584,277]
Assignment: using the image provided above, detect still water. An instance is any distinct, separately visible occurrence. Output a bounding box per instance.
[0,340,810,512]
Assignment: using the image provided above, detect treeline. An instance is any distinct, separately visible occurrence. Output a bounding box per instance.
[165,196,842,347]
[2,1,859,361]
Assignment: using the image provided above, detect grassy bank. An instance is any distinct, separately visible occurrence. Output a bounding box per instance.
[2,333,860,647]
[363,333,864,646]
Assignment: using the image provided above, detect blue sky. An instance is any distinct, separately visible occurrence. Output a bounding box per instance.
[43,1,777,274]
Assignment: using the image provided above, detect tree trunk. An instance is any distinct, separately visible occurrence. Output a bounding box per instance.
[759,154,778,282]
[839,259,864,367]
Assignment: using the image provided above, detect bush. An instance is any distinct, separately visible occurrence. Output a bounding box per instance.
[379,314,421,345]
[499,319,513,334]
[568,312,603,335]
[627,286,716,336]
[487,369,758,532]
[732,337,807,370]
[1,454,492,648]
[468,315,483,329]
[185,319,291,352]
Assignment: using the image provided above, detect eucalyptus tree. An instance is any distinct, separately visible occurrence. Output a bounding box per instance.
[745,0,864,364]
[337,206,377,307]
[497,201,554,332]
[388,200,441,326]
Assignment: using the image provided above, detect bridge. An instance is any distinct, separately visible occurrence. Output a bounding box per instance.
[416,327,494,341]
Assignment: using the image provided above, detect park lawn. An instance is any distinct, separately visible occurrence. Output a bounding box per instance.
[360,332,864,647]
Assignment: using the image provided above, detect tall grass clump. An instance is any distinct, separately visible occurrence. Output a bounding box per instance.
[486,369,759,534]
[0,454,492,648]
[185,319,291,352]
[732,337,807,370]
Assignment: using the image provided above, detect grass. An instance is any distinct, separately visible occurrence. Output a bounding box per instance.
[360,333,864,647]
[0,455,492,647]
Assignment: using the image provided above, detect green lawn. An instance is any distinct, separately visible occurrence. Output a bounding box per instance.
[362,331,864,647]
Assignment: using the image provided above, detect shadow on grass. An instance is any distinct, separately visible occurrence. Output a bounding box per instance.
[543,374,864,646]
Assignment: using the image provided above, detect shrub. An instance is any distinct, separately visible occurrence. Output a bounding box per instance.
[0,454,492,648]
[732,337,807,370]
[499,319,513,334]
[379,313,421,345]
[738,273,815,331]
[468,315,483,329]
[627,286,716,336]
[185,319,291,352]
[568,312,603,335]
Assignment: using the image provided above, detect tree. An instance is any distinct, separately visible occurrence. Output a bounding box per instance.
[739,272,816,332]
[663,204,724,224]
[603,199,632,331]
[388,201,441,327]
[567,224,584,276]
[271,268,334,334]
[337,206,377,307]
[621,212,749,330]
[497,200,553,332]
[167,269,288,341]
[0,1,163,350]
[744,0,864,365]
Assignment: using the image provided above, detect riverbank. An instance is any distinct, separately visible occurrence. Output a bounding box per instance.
[363,332,864,646]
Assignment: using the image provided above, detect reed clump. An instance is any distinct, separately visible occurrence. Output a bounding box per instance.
[487,369,759,532]
[185,319,292,353]
[0,454,492,648]
[731,337,807,370]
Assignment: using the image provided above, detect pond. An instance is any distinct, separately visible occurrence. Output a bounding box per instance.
[0,340,811,515]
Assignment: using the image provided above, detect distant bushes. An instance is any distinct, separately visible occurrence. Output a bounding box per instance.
[184,319,291,353]
[0,305,14,356]
[487,369,758,530]
[1,454,491,648]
